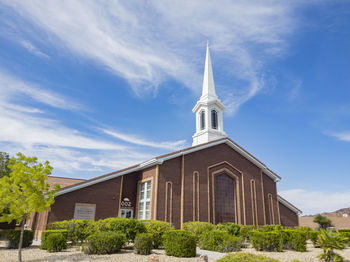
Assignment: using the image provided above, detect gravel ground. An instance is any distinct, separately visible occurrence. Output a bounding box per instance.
[1,242,350,262]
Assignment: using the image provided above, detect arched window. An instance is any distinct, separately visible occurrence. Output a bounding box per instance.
[200,111,205,130]
[211,110,218,129]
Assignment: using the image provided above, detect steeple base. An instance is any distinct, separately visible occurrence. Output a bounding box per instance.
[192,129,227,146]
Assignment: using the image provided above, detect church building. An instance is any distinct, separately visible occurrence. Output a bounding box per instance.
[28,45,301,238]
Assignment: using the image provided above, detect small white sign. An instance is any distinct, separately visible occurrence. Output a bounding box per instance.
[74,203,96,220]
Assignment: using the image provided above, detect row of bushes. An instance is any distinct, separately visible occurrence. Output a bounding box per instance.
[44,218,350,256]
[47,218,172,247]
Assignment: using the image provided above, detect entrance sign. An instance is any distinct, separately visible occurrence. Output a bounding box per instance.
[74,203,96,220]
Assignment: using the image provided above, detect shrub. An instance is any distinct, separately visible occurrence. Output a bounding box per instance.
[198,230,242,252]
[239,225,256,239]
[250,231,283,252]
[41,230,69,250]
[317,229,348,262]
[142,220,171,248]
[258,225,283,232]
[49,219,96,245]
[338,229,350,233]
[182,221,215,242]
[307,230,319,246]
[68,219,97,245]
[6,230,34,249]
[217,253,280,262]
[134,233,153,255]
[98,217,146,242]
[163,230,196,257]
[84,231,127,254]
[45,233,67,252]
[282,230,307,252]
[216,223,240,236]
[47,220,70,230]
[339,231,350,245]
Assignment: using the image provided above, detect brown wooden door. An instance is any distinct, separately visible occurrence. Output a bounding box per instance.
[214,173,236,223]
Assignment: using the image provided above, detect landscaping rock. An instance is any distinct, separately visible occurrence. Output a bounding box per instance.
[196,254,208,262]
[147,254,159,262]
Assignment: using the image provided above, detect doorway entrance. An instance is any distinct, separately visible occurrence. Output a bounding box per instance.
[120,209,134,218]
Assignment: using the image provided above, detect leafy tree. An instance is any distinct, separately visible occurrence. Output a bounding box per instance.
[317,229,348,262]
[0,153,60,262]
[0,152,10,178]
[314,214,332,230]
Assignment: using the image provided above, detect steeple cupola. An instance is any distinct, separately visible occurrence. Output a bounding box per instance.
[192,44,226,146]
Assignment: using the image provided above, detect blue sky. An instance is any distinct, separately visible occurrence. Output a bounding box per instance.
[0,1,349,214]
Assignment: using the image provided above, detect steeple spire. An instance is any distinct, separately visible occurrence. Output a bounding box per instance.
[201,42,218,101]
[192,43,226,146]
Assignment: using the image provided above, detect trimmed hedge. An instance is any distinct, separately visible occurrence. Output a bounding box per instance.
[216,223,241,236]
[84,231,127,254]
[182,221,215,242]
[250,231,283,252]
[142,220,171,248]
[48,219,96,245]
[198,230,242,252]
[163,230,196,257]
[282,230,307,252]
[217,253,280,262]
[41,230,69,250]
[134,233,153,255]
[45,233,67,252]
[47,220,69,230]
[239,225,256,239]
[339,229,350,233]
[6,230,34,249]
[98,217,146,242]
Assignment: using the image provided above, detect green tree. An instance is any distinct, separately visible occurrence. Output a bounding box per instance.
[0,152,10,178]
[317,229,348,262]
[0,153,60,262]
[314,214,332,230]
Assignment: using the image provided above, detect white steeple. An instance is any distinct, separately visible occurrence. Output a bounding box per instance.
[192,43,226,146]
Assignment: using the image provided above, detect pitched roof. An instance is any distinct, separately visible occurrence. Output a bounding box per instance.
[57,137,281,196]
[47,176,86,189]
[278,195,302,215]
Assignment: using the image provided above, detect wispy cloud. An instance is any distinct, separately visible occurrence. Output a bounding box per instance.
[103,129,186,150]
[0,70,181,177]
[279,189,350,215]
[328,131,350,142]
[288,80,302,101]
[1,0,306,113]
[20,40,49,58]
[0,70,80,111]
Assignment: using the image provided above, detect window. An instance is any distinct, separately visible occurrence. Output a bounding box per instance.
[138,181,151,220]
[200,111,205,130]
[211,110,218,129]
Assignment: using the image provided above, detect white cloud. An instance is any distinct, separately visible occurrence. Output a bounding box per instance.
[0,70,182,177]
[1,0,305,113]
[20,40,49,58]
[0,70,80,111]
[329,131,350,142]
[279,189,350,215]
[288,80,302,101]
[103,129,186,150]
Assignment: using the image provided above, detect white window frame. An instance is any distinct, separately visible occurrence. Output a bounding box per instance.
[138,180,152,220]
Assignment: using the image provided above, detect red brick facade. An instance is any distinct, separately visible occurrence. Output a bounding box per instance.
[39,141,299,233]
